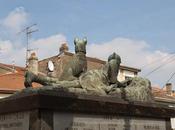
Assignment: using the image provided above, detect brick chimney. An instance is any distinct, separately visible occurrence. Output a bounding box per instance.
[165,83,172,95]
[27,52,38,74]
[59,43,69,54]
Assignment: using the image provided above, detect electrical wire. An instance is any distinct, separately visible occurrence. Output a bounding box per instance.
[141,52,175,69]
[165,71,175,84]
[144,55,175,77]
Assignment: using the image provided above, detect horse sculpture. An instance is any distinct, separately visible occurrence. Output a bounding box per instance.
[24,37,87,87]
[59,37,87,81]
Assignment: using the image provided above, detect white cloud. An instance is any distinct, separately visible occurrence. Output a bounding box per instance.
[31,34,67,59]
[0,34,67,66]
[87,38,150,67]
[2,7,28,32]
[0,40,13,54]
[0,7,67,66]
[87,37,175,87]
[0,39,25,65]
[0,7,28,65]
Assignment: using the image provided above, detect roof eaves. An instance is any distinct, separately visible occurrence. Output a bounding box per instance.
[120,65,141,72]
[155,96,175,103]
[0,63,25,69]
[0,89,17,94]
[0,72,24,77]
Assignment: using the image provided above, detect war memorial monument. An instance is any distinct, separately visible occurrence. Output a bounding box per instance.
[0,38,175,130]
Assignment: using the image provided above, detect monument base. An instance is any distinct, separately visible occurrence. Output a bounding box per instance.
[0,87,174,130]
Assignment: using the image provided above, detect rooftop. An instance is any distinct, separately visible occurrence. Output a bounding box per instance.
[0,63,40,93]
[152,86,175,103]
[39,51,141,73]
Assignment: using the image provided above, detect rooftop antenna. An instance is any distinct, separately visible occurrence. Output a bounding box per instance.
[12,59,15,73]
[18,24,38,67]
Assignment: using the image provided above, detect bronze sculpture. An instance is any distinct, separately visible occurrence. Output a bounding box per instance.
[59,38,87,81]
[24,37,153,102]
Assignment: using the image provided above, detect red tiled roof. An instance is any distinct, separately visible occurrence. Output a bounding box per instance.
[0,63,25,75]
[0,73,25,91]
[0,63,25,70]
[0,72,41,93]
[0,63,40,94]
[152,86,175,101]
[0,63,26,93]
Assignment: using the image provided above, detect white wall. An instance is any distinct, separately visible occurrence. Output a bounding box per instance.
[171,118,175,129]
[118,70,136,82]
[123,70,135,78]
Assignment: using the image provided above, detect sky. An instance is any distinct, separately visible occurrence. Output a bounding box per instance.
[0,0,175,88]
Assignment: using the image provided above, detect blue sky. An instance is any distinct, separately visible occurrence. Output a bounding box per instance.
[1,0,175,87]
[1,0,175,51]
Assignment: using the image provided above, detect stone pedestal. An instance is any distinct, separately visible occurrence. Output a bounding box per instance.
[0,87,175,130]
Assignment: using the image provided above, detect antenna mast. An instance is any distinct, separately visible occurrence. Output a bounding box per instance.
[19,24,38,67]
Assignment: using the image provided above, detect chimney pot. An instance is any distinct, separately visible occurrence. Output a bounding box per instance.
[165,83,172,95]
[27,52,38,74]
[59,43,69,54]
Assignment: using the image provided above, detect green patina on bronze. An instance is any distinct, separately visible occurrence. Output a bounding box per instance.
[24,37,153,102]
[59,38,87,81]
[24,37,87,87]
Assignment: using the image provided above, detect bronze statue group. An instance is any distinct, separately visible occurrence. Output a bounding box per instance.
[24,37,153,102]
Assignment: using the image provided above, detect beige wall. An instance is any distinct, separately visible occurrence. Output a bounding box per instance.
[118,70,125,81]
[118,69,136,81]
[171,118,175,129]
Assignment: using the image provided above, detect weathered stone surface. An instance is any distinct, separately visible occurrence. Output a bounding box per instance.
[0,112,29,130]
[0,90,174,130]
[1,89,175,119]
[54,112,168,130]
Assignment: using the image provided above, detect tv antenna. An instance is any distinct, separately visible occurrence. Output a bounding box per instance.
[18,24,38,66]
